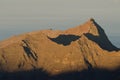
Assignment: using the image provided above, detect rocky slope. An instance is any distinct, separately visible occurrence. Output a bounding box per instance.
[0,18,120,80]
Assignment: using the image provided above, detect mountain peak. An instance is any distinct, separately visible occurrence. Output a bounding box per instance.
[85,18,95,25]
[65,18,119,51]
[65,18,98,36]
[89,18,95,22]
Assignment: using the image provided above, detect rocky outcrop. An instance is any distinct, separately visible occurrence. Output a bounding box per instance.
[0,18,120,80]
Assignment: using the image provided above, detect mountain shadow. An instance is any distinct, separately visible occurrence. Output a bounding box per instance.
[0,67,120,80]
[85,20,120,51]
[0,69,49,80]
[22,40,38,61]
[48,35,80,46]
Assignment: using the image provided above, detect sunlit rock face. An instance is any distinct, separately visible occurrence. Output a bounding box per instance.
[0,19,120,80]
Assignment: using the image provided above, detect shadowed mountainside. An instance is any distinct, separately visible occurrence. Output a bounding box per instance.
[48,35,80,46]
[0,18,120,80]
[85,19,119,51]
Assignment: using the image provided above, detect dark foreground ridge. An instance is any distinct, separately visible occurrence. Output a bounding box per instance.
[0,67,120,80]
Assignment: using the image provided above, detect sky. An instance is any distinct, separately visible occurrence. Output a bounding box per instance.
[0,0,120,47]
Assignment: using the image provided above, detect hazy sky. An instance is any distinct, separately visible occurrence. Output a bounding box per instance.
[0,0,120,41]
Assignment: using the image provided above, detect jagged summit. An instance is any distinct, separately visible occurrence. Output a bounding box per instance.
[89,18,95,22]
[80,18,120,51]
[64,18,100,36]
[0,19,120,80]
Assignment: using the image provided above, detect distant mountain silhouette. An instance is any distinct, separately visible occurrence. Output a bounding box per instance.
[0,18,120,80]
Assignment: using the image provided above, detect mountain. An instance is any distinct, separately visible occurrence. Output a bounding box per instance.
[0,18,120,80]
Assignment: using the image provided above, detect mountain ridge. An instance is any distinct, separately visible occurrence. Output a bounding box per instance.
[0,18,120,80]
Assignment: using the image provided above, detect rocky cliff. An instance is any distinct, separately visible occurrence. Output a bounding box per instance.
[0,19,120,80]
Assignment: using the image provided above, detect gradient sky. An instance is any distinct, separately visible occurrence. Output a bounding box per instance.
[0,0,120,47]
